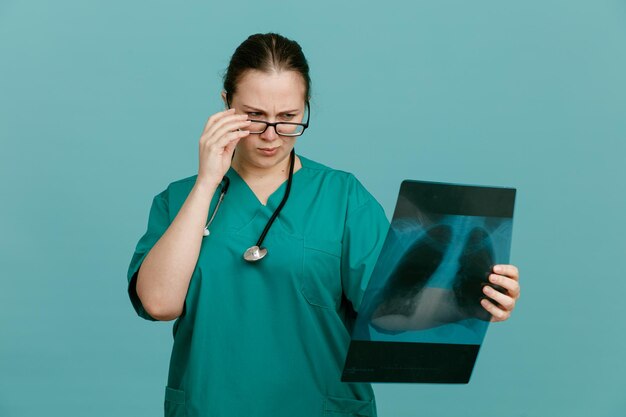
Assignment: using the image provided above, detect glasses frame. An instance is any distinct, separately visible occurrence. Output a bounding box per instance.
[226,93,310,137]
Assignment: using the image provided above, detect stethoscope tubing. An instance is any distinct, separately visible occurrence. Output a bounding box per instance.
[254,148,295,248]
[203,148,295,261]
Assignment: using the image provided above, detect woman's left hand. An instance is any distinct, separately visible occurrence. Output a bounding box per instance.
[481,264,521,322]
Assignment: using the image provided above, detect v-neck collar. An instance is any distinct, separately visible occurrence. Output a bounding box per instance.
[226,154,306,209]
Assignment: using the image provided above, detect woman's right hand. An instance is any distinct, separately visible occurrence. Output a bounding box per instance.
[197,108,251,187]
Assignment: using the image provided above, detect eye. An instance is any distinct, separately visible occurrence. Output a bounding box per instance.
[282,114,296,120]
[247,112,262,117]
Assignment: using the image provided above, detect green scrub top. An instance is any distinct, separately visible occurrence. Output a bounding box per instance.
[127,154,390,417]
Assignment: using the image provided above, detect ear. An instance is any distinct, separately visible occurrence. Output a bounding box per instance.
[220,90,228,109]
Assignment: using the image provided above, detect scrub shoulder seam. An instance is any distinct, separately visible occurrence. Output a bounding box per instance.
[168,174,198,186]
[303,164,354,178]
[346,198,378,217]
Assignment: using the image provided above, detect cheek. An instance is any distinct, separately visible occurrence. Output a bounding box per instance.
[237,137,256,150]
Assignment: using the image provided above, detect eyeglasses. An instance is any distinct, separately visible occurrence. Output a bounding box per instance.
[226,97,310,137]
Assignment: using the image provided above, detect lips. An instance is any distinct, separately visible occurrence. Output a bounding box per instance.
[258,147,279,156]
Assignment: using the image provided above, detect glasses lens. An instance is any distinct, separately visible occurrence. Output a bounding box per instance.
[247,121,305,136]
[276,123,305,136]
[248,121,267,134]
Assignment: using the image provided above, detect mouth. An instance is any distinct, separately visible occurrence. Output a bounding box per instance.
[258,146,280,156]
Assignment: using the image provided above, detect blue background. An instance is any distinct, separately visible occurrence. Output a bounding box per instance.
[1,1,625,416]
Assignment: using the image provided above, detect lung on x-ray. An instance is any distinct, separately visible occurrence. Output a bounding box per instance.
[342,180,516,383]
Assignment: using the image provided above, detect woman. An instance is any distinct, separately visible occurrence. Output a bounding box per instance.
[126,32,521,417]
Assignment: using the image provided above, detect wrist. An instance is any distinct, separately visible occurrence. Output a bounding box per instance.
[194,176,221,192]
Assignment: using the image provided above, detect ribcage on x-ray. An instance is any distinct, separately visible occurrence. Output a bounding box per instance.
[373,224,452,317]
[453,227,505,321]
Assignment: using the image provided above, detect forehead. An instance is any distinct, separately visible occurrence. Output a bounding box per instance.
[233,69,306,109]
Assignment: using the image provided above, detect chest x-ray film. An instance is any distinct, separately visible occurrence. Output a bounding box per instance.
[342,180,516,383]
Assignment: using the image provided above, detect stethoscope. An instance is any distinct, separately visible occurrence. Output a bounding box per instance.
[203,148,296,262]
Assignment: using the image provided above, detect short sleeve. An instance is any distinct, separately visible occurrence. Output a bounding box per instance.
[341,194,390,313]
[126,187,171,321]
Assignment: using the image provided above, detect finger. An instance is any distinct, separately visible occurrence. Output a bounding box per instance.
[208,119,252,143]
[202,108,236,133]
[207,130,250,152]
[482,284,516,311]
[224,136,242,155]
[204,113,248,135]
[204,112,248,138]
[200,119,250,150]
[489,273,520,299]
[480,298,511,322]
[493,264,519,279]
[204,117,251,140]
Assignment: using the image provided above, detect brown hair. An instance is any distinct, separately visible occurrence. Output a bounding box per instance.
[223,32,311,105]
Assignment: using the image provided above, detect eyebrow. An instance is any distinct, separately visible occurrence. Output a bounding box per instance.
[242,104,300,114]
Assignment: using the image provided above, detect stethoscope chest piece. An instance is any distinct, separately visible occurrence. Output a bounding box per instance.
[243,245,267,262]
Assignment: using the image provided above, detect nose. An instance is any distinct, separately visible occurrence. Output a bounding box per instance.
[260,124,279,141]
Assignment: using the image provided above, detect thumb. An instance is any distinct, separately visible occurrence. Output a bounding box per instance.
[224,138,240,156]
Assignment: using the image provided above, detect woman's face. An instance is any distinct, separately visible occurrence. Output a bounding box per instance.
[224,69,307,172]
